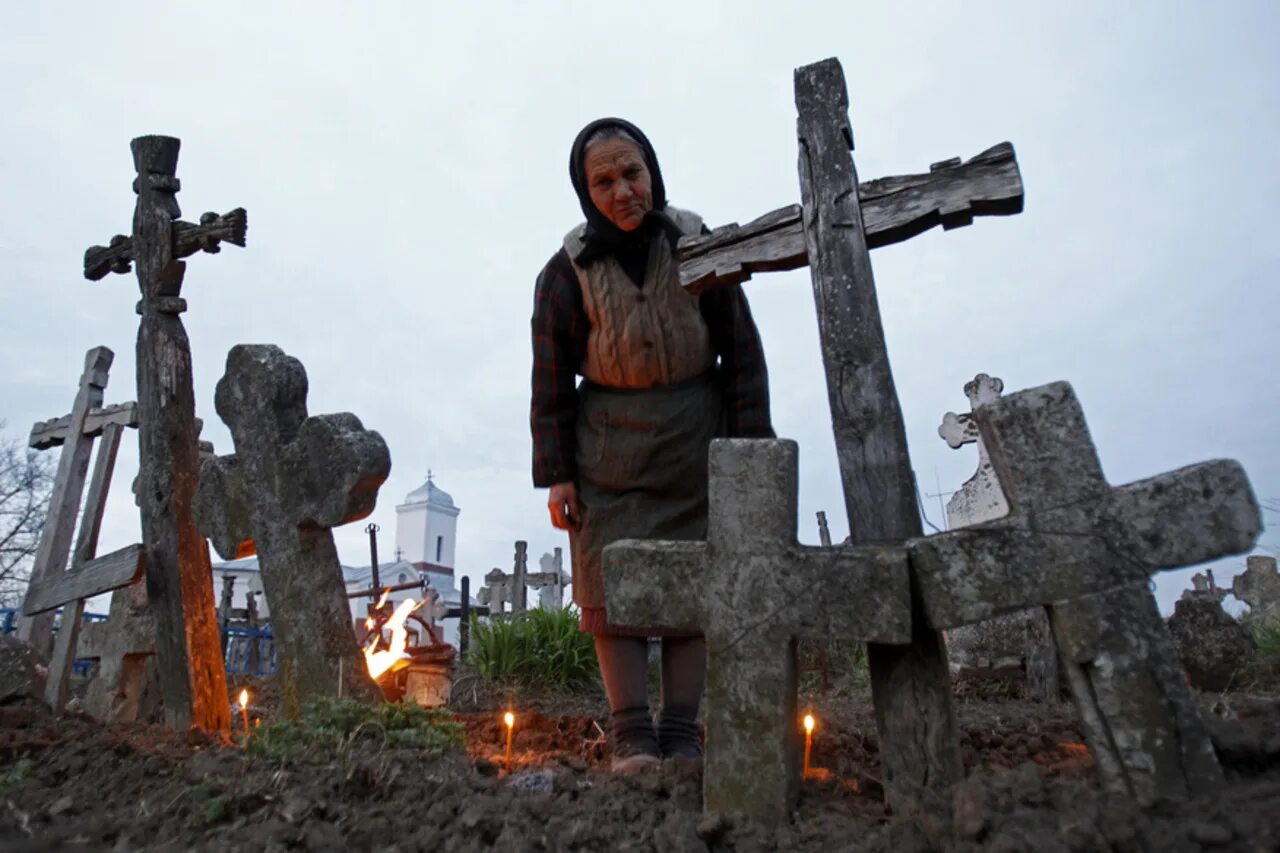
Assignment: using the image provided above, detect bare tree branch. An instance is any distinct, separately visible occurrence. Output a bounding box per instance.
[0,421,52,608]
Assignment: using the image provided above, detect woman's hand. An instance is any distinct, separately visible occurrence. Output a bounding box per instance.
[547,481,582,531]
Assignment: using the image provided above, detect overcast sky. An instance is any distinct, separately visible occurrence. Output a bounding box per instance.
[1,2,1276,618]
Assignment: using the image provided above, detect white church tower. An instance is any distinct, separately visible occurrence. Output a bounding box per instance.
[395,471,459,568]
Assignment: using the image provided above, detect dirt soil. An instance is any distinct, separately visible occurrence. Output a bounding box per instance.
[1,675,1279,852]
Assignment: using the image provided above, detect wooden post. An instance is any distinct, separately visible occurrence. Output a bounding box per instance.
[459,575,471,657]
[793,59,963,813]
[513,541,528,613]
[83,136,245,732]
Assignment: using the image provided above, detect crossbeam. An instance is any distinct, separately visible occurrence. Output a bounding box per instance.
[677,142,1022,293]
[29,402,138,450]
[83,208,247,282]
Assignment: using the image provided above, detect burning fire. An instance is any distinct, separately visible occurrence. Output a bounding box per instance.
[363,594,424,680]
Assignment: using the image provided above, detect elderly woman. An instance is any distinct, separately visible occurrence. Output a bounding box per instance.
[531,118,773,771]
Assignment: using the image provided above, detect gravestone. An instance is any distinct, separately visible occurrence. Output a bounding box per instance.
[194,344,389,713]
[15,348,145,714]
[78,579,161,723]
[477,569,514,615]
[1181,568,1229,604]
[605,439,910,822]
[1167,593,1254,692]
[676,57,1025,811]
[530,548,570,610]
[910,381,1260,803]
[84,136,241,731]
[938,373,1057,700]
[1234,555,1280,628]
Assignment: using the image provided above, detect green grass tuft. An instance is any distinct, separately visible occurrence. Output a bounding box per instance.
[466,607,598,691]
[247,697,464,761]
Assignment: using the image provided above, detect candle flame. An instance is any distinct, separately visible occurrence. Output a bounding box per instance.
[804,714,815,734]
[239,689,249,710]
[504,711,515,729]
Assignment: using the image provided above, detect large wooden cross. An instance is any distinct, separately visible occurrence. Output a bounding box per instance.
[605,439,910,822]
[84,136,243,732]
[193,344,388,712]
[676,58,1022,811]
[17,347,144,713]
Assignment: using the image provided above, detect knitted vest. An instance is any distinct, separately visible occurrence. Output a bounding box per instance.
[563,206,713,388]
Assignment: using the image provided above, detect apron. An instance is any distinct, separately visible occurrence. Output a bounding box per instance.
[571,371,722,635]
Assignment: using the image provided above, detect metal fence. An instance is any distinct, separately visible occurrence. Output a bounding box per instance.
[1,607,278,677]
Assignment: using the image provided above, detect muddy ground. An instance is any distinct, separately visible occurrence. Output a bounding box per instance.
[1,671,1279,852]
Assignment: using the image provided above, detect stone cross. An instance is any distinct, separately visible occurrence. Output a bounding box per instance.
[1234,555,1280,627]
[84,136,242,732]
[675,58,1024,810]
[530,548,570,610]
[194,345,390,713]
[15,348,145,713]
[77,579,160,723]
[938,373,1057,700]
[605,439,910,822]
[476,568,514,615]
[910,381,1261,803]
[1181,568,1228,604]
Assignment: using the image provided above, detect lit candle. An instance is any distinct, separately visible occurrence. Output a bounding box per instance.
[503,710,515,770]
[239,689,250,741]
[803,713,815,778]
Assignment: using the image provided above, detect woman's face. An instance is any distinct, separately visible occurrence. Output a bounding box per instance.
[583,138,653,231]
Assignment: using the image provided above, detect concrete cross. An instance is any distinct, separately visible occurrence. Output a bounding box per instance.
[675,58,1024,810]
[1234,555,1280,626]
[84,136,243,732]
[530,548,569,610]
[605,439,910,822]
[477,569,514,615]
[938,373,1010,527]
[910,381,1261,803]
[193,344,390,713]
[77,580,160,724]
[16,347,145,713]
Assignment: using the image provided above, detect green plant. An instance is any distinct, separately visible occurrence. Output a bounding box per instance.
[0,756,33,790]
[797,636,870,697]
[247,697,464,762]
[466,607,599,691]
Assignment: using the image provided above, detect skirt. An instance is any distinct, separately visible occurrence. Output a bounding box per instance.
[570,370,722,636]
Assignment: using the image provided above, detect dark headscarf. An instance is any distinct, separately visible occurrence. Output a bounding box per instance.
[568,117,684,283]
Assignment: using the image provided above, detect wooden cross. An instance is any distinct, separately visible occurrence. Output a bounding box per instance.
[83,136,241,732]
[911,381,1260,802]
[16,347,145,713]
[193,344,389,713]
[676,57,1022,811]
[605,439,910,821]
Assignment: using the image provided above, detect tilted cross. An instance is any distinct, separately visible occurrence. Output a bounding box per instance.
[194,344,390,712]
[675,58,1024,811]
[911,381,1260,802]
[16,348,145,714]
[605,439,910,822]
[937,373,1009,529]
[84,136,242,732]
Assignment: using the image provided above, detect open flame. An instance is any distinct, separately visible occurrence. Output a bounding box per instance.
[363,595,423,680]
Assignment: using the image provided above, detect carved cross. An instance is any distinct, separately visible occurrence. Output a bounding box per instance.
[937,373,1009,529]
[84,136,241,732]
[1234,555,1280,625]
[911,381,1260,802]
[194,344,390,712]
[675,58,1023,811]
[16,348,145,714]
[605,439,909,821]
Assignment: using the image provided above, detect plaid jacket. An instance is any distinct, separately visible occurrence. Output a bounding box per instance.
[531,246,774,487]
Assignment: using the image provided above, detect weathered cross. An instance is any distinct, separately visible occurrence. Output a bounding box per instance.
[16,347,145,713]
[675,57,1023,811]
[193,344,390,713]
[605,439,910,821]
[910,381,1260,802]
[84,136,243,731]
